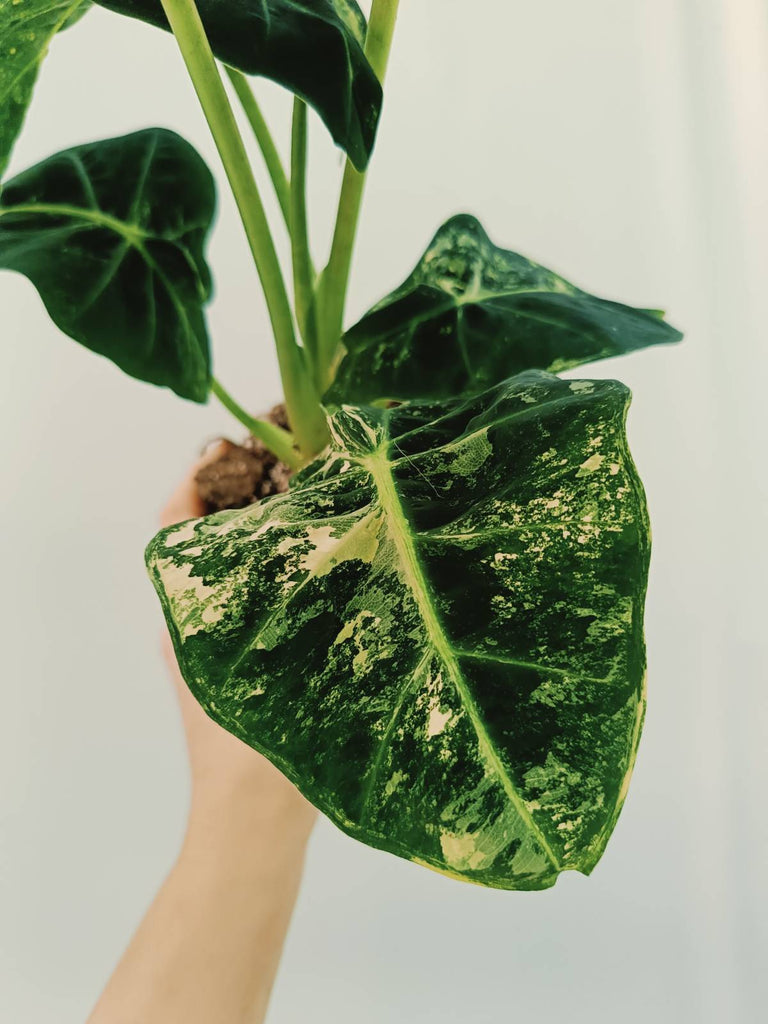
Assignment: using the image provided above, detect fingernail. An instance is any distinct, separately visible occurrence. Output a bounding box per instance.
[199,437,230,459]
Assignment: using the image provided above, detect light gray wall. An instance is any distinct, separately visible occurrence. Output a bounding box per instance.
[1,2,766,1021]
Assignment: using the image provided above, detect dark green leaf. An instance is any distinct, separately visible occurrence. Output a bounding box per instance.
[147,371,649,889]
[0,0,91,177]
[330,215,682,404]
[0,128,215,401]
[94,0,382,171]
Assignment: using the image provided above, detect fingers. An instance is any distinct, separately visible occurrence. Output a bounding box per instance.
[160,440,232,528]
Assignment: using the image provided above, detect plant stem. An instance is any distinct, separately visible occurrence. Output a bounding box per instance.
[225,67,292,231]
[159,0,328,458]
[211,378,301,470]
[318,0,401,387]
[290,99,319,368]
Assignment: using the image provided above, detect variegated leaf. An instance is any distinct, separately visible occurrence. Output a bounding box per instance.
[329,214,682,404]
[147,371,649,890]
[0,0,91,178]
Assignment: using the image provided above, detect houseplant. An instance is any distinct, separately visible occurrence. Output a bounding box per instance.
[0,0,681,890]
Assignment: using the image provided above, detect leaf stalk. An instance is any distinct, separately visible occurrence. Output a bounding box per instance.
[159,0,328,458]
[225,67,292,231]
[211,378,301,469]
[290,99,320,369]
[318,0,401,389]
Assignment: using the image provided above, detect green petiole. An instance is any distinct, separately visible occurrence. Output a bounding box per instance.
[210,378,301,470]
[317,0,401,390]
[159,0,328,460]
[289,98,319,370]
[225,67,292,232]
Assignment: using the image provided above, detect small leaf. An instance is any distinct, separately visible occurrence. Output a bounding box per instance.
[94,0,383,171]
[330,215,682,404]
[0,0,91,177]
[0,128,216,401]
[147,371,649,890]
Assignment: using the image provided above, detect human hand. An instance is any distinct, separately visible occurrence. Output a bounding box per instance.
[159,444,317,850]
[88,449,316,1024]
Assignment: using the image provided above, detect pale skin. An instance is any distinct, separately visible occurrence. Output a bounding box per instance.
[88,445,316,1024]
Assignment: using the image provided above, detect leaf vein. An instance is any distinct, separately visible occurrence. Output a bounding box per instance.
[363,419,563,872]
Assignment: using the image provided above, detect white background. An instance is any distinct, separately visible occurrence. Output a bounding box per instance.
[1,1,767,1020]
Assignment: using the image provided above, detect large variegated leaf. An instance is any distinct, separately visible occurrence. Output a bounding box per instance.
[95,0,381,170]
[329,215,682,404]
[0,129,215,401]
[147,371,649,890]
[0,0,91,177]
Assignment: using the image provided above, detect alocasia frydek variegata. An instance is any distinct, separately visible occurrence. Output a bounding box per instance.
[0,0,680,888]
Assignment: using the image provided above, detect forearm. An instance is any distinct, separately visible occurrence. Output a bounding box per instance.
[88,791,314,1024]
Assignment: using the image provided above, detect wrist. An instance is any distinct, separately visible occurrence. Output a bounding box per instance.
[183,774,317,862]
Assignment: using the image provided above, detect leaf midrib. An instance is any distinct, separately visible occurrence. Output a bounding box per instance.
[0,198,207,357]
[0,202,149,246]
[354,285,584,346]
[0,197,208,280]
[362,426,562,873]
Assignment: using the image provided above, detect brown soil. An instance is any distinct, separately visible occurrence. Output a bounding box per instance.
[195,403,294,513]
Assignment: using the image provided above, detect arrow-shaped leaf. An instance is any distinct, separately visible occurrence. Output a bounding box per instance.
[330,215,682,404]
[95,0,382,170]
[147,371,649,889]
[0,128,216,401]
